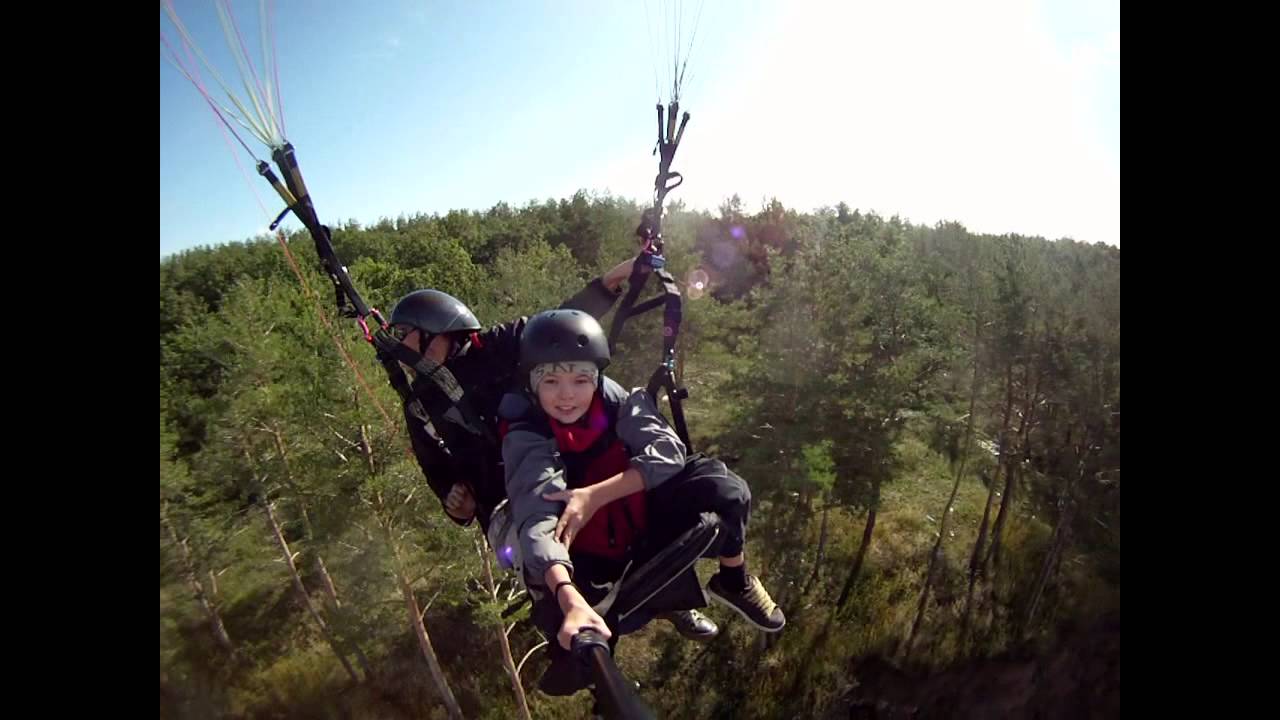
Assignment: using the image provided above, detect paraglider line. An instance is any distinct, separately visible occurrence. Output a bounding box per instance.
[220,0,279,143]
[163,30,273,220]
[268,0,286,138]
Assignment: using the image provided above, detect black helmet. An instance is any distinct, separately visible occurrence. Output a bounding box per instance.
[518,309,611,375]
[389,289,481,336]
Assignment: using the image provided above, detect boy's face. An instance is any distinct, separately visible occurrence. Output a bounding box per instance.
[535,367,596,424]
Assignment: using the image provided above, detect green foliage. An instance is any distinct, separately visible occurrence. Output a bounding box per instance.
[160,195,1119,719]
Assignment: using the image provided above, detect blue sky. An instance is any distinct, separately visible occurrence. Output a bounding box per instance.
[160,0,1118,257]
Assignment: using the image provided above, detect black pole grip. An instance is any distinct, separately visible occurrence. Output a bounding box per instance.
[571,630,656,720]
[673,111,690,148]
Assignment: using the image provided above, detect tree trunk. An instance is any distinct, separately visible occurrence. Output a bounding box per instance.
[261,498,361,684]
[803,499,831,597]
[314,552,342,608]
[269,427,372,676]
[399,567,464,719]
[270,427,342,609]
[1022,458,1081,639]
[836,477,880,610]
[956,334,989,651]
[361,428,463,718]
[381,504,465,720]
[479,536,532,720]
[161,501,235,657]
[958,473,996,652]
[983,361,1019,574]
[903,447,968,662]
[988,350,1043,573]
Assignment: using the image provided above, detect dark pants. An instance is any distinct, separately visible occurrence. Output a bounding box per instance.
[532,454,753,695]
[643,452,752,561]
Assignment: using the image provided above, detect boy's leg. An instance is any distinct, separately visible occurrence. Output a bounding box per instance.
[646,455,785,632]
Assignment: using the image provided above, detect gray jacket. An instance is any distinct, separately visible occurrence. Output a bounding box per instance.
[501,376,686,586]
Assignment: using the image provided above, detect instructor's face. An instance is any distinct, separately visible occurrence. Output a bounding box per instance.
[396,327,455,366]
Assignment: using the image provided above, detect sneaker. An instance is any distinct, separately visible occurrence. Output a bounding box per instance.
[706,573,786,632]
[658,609,719,641]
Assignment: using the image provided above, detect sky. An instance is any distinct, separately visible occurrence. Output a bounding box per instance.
[160,0,1119,258]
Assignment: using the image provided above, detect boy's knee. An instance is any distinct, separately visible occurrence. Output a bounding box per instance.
[714,464,751,520]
